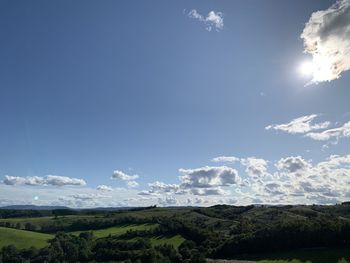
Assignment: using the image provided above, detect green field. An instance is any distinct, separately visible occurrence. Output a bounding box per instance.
[149,234,185,248]
[71,223,158,238]
[239,248,350,263]
[0,223,184,250]
[0,227,52,249]
[73,224,185,248]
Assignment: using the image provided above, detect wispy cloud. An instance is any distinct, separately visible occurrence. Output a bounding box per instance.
[266,114,330,134]
[266,115,350,146]
[301,0,350,82]
[187,9,224,31]
[305,121,350,141]
[212,156,240,163]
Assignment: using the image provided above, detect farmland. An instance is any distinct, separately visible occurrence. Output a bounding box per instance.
[2,204,350,262]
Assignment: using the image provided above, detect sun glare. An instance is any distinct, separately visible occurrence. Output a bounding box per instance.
[299,61,315,76]
[299,56,336,83]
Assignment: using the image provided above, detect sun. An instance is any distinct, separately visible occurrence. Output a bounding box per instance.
[299,61,315,76]
[298,57,335,83]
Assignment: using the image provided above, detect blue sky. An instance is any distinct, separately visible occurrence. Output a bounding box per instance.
[1,0,350,207]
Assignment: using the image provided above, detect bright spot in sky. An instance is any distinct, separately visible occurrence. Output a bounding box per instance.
[299,57,335,83]
[299,61,315,76]
[34,196,39,201]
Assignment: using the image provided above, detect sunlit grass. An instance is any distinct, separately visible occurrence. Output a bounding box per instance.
[0,227,52,249]
[71,223,158,238]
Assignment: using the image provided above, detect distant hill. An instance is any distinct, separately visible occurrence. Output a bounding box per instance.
[0,205,70,210]
[0,205,148,212]
[0,205,144,212]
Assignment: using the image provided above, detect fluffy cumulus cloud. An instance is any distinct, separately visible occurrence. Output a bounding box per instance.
[3,175,86,186]
[252,154,350,204]
[96,185,113,192]
[187,9,224,31]
[112,170,139,188]
[266,114,330,134]
[179,166,240,188]
[241,157,269,179]
[137,166,240,198]
[147,181,180,194]
[112,170,139,181]
[301,0,350,82]
[276,156,311,173]
[209,152,350,205]
[3,153,350,207]
[157,196,177,206]
[212,156,270,179]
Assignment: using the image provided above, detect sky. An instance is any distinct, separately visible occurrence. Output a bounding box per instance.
[1,0,350,207]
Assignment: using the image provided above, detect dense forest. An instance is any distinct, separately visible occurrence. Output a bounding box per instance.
[2,203,350,262]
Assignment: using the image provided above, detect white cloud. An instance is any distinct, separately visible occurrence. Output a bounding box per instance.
[157,196,178,206]
[3,175,86,186]
[0,184,144,208]
[276,156,311,173]
[241,157,269,179]
[126,180,139,188]
[187,197,210,205]
[179,166,240,188]
[211,156,240,163]
[4,153,350,207]
[148,181,180,193]
[266,114,330,134]
[187,9,224,31]
[190,187,228,196]
[137,190,154,196]
[138,181,187,196]
[267,115,350,147]
[44,175,86,186]
[301,0,350,82]
[212,156,270,179]
[96,185,113,192]
[112,170,139,181]
[305,121,350,141]
[138,166,240,198]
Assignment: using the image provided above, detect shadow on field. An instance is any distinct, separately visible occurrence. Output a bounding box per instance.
[237,248,350,263]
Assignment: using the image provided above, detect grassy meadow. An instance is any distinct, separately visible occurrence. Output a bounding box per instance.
[0,227,52,249]
[0,220,185,250]
[71,223,158,238]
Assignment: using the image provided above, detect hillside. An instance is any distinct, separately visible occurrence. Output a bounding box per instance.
[1,204,350,262]
[0,227,52,249]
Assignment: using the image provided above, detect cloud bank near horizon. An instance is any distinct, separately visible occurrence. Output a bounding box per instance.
[3,175,86,187]
[2,153,350,208]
